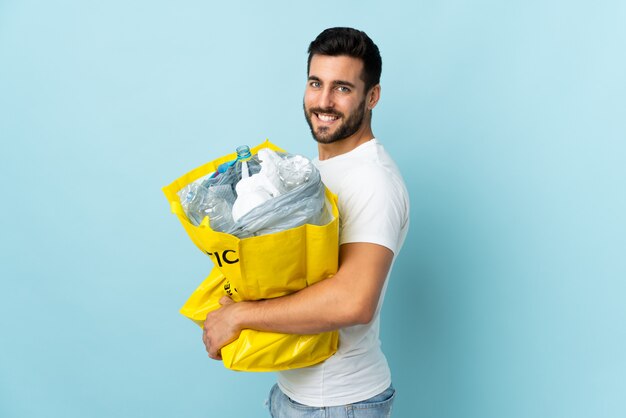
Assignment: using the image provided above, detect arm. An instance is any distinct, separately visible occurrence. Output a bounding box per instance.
[202,242,394,359]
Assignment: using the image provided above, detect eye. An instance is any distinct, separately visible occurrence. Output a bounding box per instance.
[309,81,321,88]
[336,86,351,93]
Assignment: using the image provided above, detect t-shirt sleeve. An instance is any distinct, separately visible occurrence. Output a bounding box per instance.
[337,166,408,254]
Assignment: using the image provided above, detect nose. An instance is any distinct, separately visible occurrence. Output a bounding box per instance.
[319,87,334,109]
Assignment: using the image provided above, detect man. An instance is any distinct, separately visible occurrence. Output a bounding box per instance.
[202,27,410,417]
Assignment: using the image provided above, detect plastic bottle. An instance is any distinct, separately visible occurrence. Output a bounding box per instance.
[278,155,314,190]
[231,148,285,222]
[183,145,262,228]
[186,187,234,231]
[233,145,262,180]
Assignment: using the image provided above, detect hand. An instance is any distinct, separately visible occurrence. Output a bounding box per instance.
[202,296,241,360]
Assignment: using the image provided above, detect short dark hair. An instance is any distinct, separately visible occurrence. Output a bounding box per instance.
[307,27,382,92]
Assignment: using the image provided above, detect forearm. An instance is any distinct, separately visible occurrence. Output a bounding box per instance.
[202,243,394,358]
[235,273,366,335]
[233,242,394,335]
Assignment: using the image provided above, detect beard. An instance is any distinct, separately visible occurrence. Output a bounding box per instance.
[303,98,367,144]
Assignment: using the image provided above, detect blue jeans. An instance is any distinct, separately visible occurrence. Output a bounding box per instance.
[268,383,395,417]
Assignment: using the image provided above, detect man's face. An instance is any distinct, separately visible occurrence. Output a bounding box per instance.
[304,54,369,144]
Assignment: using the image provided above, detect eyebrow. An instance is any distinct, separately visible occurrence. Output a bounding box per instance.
[308,76,356,89]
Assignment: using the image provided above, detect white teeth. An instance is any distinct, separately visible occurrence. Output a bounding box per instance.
[317,114,338,122]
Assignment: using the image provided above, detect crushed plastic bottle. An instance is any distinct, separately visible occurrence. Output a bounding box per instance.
[186,186,234,230]
[181,145,262,229]
[180,145,329,236]
[231,149,320,223]
[278,155,314,190]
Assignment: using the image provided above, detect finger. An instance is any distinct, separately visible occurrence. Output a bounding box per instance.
[202,334,210,353]
[219,295,234,306]
[208,347,222,360]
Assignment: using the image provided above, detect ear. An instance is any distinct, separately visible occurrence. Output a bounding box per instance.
[366,84,381,110]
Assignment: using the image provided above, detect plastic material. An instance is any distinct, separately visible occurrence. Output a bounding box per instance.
[231,149,284,222]
[228,150,330,238]
[181,183,235,230]
[278,154,314,190]
[182,144,261,227]
[162,139,340,372]
[181,267,339,371]
[233,145,262,180]
[180,145,330,239]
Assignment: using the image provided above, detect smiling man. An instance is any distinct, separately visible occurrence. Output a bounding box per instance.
[304,54,372,146]
[202,27,410,417]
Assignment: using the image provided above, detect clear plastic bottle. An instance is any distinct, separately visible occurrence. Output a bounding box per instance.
[183,145,262,228]
[278,155,314,190]
[186,187,234,231]
[233,145,262,180]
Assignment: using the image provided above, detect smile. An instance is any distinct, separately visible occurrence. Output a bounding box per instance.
[315,113,340,123]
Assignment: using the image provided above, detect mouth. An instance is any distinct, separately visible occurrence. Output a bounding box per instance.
[314,112,341,124]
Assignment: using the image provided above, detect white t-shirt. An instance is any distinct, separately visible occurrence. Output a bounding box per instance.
[277,138,410,407]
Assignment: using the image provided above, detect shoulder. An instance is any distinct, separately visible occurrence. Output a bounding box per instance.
[337,164,408,227]
[336,151,408,210]
[316,138,410,219]
[332,145,410,253]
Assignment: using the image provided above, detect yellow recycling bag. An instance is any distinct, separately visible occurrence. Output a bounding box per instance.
[162,140,340,371]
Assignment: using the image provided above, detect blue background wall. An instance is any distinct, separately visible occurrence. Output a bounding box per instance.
[1,1,624,417]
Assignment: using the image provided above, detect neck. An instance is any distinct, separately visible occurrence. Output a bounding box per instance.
[317,124,374,160]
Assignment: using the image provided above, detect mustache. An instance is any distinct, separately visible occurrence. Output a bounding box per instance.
[307,107,344,118]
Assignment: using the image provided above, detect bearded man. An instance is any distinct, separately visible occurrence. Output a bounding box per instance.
[202,27,410,417]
